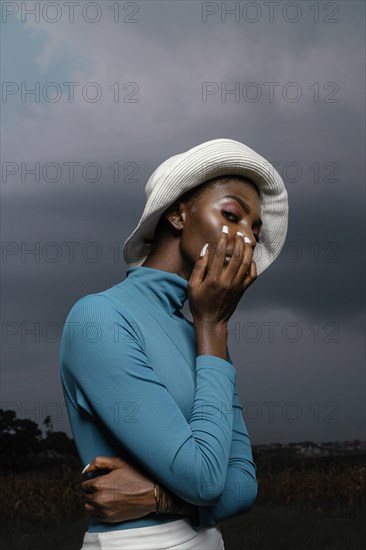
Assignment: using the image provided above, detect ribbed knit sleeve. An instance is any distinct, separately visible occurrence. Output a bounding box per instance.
[190,384,258,529]
[60,294,237,506]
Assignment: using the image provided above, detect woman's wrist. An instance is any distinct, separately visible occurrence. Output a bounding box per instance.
[153,481,197,518]
[154,482,183,514]
[194,320,228,360]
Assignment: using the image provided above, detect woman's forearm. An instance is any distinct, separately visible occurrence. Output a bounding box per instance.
[81,456,200,523]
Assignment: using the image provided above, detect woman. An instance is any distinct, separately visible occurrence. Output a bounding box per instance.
[60,138,288,549]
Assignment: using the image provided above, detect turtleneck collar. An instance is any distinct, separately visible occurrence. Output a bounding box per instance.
[124,266,189,315]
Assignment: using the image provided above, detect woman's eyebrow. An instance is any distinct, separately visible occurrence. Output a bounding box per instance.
[222,194,263,226]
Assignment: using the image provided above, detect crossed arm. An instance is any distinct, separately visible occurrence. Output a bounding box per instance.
[82,384,258,529]
[61,295,258,529]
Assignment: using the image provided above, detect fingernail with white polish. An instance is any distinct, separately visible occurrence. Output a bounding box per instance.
[244,236,251,244]
[82,463,91,474]
[236,231,243,237]
[200,243,208,257]
[222,225,229,234]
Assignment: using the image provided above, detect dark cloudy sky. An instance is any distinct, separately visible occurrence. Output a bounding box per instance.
[1,0,365,445]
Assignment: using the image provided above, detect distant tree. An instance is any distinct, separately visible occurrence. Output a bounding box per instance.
[0,408,78,472]
[0,409,17,434]
[0,409,42,451]
[41,431,77,455]
[0,409,42,470]
[43,415,53,435]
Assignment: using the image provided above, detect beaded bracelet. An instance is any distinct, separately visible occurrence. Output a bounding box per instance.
[153,481,184,514]
[153,482,159,512]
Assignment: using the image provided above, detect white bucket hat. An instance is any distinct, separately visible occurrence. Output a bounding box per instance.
[123,138,288,276]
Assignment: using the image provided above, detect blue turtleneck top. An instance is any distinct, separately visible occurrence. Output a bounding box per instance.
[60,266,257,533]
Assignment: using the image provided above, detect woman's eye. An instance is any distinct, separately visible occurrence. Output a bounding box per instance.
[222,210,238,222]
[222,209,261,242]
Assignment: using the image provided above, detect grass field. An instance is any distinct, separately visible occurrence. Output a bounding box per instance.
[221,502,365,550]
[1,503,365,550]
[1,461,365,549]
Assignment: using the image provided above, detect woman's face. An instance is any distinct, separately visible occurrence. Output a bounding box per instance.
[176,178,262,270]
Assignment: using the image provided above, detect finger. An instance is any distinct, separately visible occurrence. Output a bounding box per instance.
[82,488,96,502]
[81,463,91,475]
[190,243,209,286]
[208,226,228,280]
[247,259,257,282]
[236,239,253,283]
[239,257,257,287]
[81,479,97,493]
[83,491,105,514]
[84,502,102,516]
[83,456,118,474]
[226,231,245,277]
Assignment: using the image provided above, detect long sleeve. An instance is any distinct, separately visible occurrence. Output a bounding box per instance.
[190,377,258,529]
[60,294,237,506]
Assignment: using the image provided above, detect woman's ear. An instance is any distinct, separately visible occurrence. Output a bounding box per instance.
[163,202,187,232]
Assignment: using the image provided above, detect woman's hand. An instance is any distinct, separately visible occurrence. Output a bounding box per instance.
[81,456,156,523]
[188,228,257,326]
[81,456,199,523]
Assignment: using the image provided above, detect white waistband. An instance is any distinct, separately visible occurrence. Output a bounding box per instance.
[81,518,225,550]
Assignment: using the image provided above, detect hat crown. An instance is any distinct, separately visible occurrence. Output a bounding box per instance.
[145,139,250,202]
[145,153,183,201]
